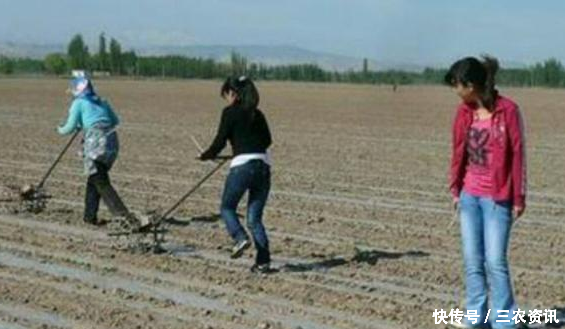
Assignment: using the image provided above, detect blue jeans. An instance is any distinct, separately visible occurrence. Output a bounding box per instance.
[221,160,271,265]
[459,191,517,329]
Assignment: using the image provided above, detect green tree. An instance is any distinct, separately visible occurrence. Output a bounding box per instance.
[98,33,109,71]
[12,58,44,73]
[121,50,138,75]
[0,56,15,74]
[230,51,247,76]
[67,34,90,69]
[0,56,14,74]
[542,58,564,87]
[44,53,67,75]
[109,38,122,75]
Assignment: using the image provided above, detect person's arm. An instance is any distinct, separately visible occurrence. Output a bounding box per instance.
[105,100,121,127]
[257,110,272,149]
[200,108,231,160]
[57,100,82,135]
[449,108,466,203]
[507,106,527,215]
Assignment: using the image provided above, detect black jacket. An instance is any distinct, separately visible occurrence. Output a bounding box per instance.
[201,106,272,160]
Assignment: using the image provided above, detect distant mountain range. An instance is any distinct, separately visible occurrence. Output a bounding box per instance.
[0,42,530,72]
[134,44,429,72]
[0,42,63,59]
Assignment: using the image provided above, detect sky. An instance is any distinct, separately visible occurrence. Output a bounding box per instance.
[0,0,564,66]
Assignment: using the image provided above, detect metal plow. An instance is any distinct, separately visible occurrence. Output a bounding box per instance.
[0,183,52,214]
[3,131,81,214]
[107,156,230,254]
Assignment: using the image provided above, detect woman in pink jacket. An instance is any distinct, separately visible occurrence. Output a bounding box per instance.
[446,56,526,329]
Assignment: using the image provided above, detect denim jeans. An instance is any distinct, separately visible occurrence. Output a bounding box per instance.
[459,191,517,329]
[220,160,271,265]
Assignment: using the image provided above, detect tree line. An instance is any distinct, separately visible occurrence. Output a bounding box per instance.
[1,33,565,88]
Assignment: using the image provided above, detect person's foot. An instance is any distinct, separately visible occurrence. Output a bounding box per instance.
[250,263,275,274]
[230,240,251,259]
[83,217,98,225]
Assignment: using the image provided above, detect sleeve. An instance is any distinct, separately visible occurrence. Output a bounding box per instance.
[57,100,82,135]
[259,110,272,148]
[449,108,466,200]
[201,108,231,160]
[105,100,121,126]
[507,106,527,209]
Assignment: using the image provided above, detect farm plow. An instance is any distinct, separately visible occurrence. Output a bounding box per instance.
[107,155,230,253]
[0,130,80,214]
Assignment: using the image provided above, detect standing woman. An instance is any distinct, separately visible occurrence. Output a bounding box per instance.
[200,76,273,273]
[58,73,147,229]
[446,56,526,329]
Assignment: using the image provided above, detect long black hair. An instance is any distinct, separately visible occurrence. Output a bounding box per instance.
[444,55,499,110]
[220,75,260,112]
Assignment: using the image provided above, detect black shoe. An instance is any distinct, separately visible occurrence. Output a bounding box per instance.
[231,240,251,259]
[250,263,275,274]
[83,217,98,225]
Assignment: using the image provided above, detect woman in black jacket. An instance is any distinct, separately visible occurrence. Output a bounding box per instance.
[200,76,273,273]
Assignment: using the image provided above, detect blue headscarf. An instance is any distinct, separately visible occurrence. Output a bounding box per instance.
[70,74,102,105]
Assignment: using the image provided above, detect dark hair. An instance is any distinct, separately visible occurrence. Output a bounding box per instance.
[444,55,499,110]
[220,76,260,111]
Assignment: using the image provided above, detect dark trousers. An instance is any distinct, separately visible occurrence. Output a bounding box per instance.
[84,162,129,221]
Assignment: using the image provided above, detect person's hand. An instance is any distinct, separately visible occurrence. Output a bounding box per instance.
[513,206,524,220]
[448,197,460,229]
[452,197,459,211]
